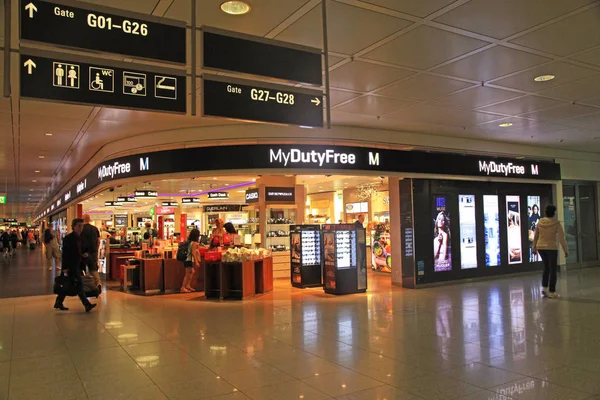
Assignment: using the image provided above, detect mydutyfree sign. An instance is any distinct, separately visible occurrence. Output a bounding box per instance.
[269,148,380,167]
[479,160,539,177]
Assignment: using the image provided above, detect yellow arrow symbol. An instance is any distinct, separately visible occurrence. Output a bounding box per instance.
[311,97,321,106]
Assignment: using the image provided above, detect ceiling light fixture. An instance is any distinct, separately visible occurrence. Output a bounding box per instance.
[45,133,53,136]
[32,180,37,183]
[499,123,513,127]
[34,170,40,173]
[220,1,251,15]
[534,74,555,82]
[38,155,45,159]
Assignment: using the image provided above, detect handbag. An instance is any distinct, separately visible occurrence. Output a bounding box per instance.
[53,271,81,297]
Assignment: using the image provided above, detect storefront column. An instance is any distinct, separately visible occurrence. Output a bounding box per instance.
[158,216,164,239]
[258,184,267,248]
[554,182,566,267]
[174,206,181,235]
[76,204,83,218]
[295,184,306,224]
[389,177,403,287]
[66,205,77,225]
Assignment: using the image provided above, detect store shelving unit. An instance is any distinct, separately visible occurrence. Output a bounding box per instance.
[267,208,296,278]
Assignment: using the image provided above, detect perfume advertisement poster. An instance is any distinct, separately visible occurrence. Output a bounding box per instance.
[458,195,477,269]
[324,232,336,289]
[433,195,452,272]
[506,195,522,264]
[527,196,541,262]
[483,195,501,267]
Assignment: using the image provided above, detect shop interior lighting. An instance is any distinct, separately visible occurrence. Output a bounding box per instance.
[534,74,555,82]
[499,122,513,127]
[220,1,251,15]
[45,133,52,136]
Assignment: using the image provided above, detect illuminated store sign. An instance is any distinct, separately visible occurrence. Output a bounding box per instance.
[117,196,136,203]
[161,201,178,206]
[98,161,131,181]
[204,205,244,213]
[207,192,229,199]
[245,189,259,203]
[182,197,200,204]
[478,160,537,177]
[265,187,295,203]
[134,190,158,198]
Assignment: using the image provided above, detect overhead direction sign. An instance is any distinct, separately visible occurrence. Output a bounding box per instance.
[202,75,323,127]
[20,0,186,64]
[21,51,186,114]
[202,28,322,86]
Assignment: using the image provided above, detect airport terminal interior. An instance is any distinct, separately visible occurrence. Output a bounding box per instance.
[2,0,600,399]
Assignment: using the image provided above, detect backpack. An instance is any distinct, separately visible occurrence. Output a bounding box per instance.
[44,229,53,244]
[176,241,190,262]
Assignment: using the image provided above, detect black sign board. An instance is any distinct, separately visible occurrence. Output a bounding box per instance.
[265,187,295,203]
[116,196,136,203]
[162,201,178,206]
[202,28,322,86]
[245,189,259,204]
[203,205,244,213]
[20,0,186,64]
[207,192,229,199]
[203,75,323,127]
[181,197,200,204]
[134,190,158,198]
[21,51,186,114]
[1,218,17,223]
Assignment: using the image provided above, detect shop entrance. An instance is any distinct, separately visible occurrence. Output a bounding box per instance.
[563,181,599,269]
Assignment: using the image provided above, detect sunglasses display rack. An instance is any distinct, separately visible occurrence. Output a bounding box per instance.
[290,224,323,288]
[323,224,368,295]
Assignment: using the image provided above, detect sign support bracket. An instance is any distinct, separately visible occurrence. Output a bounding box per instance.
[3,0,11,98]
[321,0,331,129]
[191,0,197,116]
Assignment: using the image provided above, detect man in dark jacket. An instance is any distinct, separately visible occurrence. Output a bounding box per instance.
[54,218,96,312]
[82,214,101,288]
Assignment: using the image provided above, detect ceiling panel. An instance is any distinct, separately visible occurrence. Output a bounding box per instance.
[434,0,597,39]
[520,104,599,122]
[490,61,599,92]
[276,1,412,55]
[570,47,600,67]
[478,95,566,116]
[375,74,474,100]
[433,46,551,82]
[333,95,413,116]
[560,111,600,129]
[361,0,457,17]
[363,26,489,69]
[165,0,312,35]
[537,76,600,101]
[329,61,415,92]
[387,104,501,127]
[329,89,362,107]
[510,7,600,56]
[21,115,86,132]
[20,100,94,120]
[431,86,521,109]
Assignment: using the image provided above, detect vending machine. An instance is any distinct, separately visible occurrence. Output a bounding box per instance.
[322,224,367,295]
[290,224,323,288]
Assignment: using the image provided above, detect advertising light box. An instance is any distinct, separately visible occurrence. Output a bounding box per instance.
[506,195,522,264]
[483,195,500,267]
[458,194,477,269]
[433,195,452,272]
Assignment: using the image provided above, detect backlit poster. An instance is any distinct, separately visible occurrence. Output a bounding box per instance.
[506,195,522,264]
[324,232,335,289]
[483,195,501,267]
[433,195,452,271]
[527,196,541,262]
[458,195,477,269]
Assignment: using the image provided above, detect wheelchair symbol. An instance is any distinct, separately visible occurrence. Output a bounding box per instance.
[89,67,114,93]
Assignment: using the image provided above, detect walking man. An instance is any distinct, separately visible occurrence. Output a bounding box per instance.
[54,218,96,312]
[44,225,61,271]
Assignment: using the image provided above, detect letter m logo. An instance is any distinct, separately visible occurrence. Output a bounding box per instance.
[531,164,539,175]
[369,152,379,166]
[140,157,149,171]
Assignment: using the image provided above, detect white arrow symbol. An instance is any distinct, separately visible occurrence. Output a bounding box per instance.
[24,2,38,19]
[23,59,36,74]
[311,97,321,106]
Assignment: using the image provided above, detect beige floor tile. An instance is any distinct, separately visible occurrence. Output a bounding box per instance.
[301,369,384,397]
[157,375,238,399]
[442,362,527,389]
[81,369,154,397]
[272,356,345,379]
[335,385,425,399]
[217,364,297,391]
[87,384,169,400]
[536,366,600,394]
[490,377,591,400]
[242,380,331,400]
[394,373,482,400]
[8,379,88,400]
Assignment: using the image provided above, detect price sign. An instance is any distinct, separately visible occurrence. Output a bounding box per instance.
[20,0,186,64]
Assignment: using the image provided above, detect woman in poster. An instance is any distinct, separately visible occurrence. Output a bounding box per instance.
[528,204,540,261]
[433,211,451,271]
[508,214,522,262]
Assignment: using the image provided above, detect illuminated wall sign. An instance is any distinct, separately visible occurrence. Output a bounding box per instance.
[506,195,522,265]
[270,148,360,167]
[134,190,158,198]
[20,0,186,64]
[64,192,71,201]
[458,194,477,270]
[76,179,87,194]
[478,160,539,178]
[202,28,322,86]
[104,201,122,207]
[203,75,323,127]
[245,189,259,203]
[21,51,186,114]
[0,196,6,204]
[207,192,229,199]
[1,218,17,223]
[114,213,128,227]
[155,206,174,214]
[181,197,200,204]
[117,196,137,203]
[265,187,295,202]
[204,205,244,213]
[161,201,178,206]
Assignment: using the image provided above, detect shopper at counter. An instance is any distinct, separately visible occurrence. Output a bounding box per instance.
[143,222,155,247]
[355,214,365,229]
[210,218,227,248]
[181,229,201,293]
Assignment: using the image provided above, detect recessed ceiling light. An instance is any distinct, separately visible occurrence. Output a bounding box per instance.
[319,190,324,192]
[32,180,37,183]
[534,74,555,82]
[38,155,45,159]
[220,1,251,15]
[499,123,513,127]
[34,170,40,173]
[45,133,53,136]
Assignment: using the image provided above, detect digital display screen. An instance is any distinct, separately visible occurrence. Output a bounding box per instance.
[483,195,500,267]
[458,195,477,269]
[335,230,356,269]
[433,195,452,272]
[527,196,541,262]
[506,195,522,264]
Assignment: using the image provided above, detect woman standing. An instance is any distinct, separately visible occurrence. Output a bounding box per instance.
[533,205,568,298]
[181,229,201,293]
[210,218,226,248]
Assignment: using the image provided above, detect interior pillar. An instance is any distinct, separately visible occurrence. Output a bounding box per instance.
[389,177,403,287]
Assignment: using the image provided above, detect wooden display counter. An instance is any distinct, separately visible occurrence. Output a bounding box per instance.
[163,258,186,293]
[138,258,164,294]
[109,248,137,280]
[204,257,273,300]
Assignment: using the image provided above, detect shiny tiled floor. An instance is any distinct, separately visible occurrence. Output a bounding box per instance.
[1,261,600,400]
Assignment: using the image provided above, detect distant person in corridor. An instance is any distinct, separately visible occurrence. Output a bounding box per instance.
[44,225,61,271]
[533,205,568,299]
[54,218,96,312]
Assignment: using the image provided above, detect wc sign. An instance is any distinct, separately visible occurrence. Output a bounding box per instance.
[89,67,114,93]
